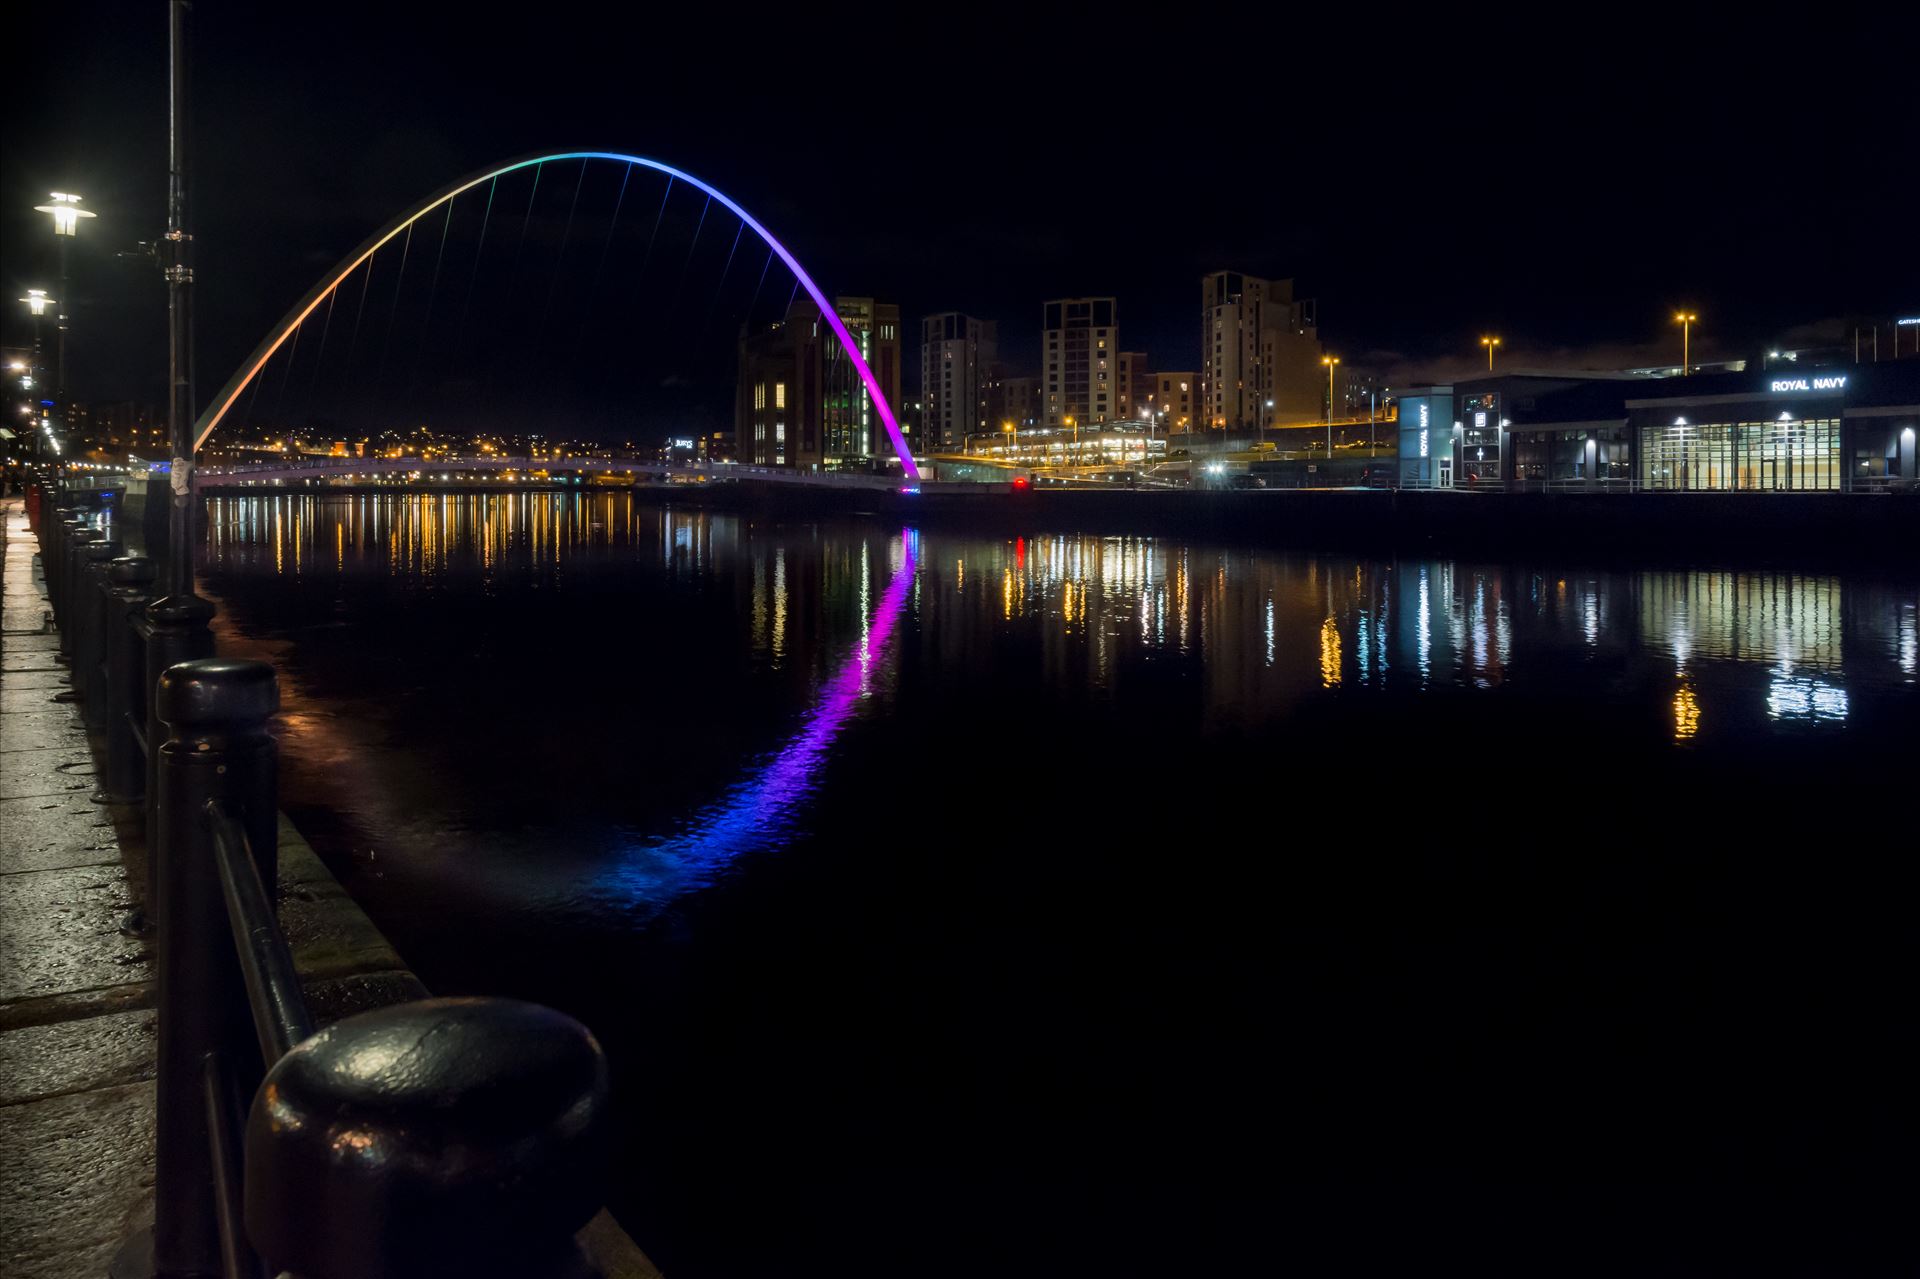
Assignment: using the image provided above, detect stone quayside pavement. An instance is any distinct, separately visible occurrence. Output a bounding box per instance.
[0,496,657,1278]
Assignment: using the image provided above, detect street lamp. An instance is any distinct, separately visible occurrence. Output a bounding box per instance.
[1066,414,1077,471]
[34,192,97,237]
[1262,398,1273,446]
[32,194,94,443]
[1674,311,1698,375]
[1003,419,1016,464]
[1481,335,1502,371]
[1322,356,1340,461]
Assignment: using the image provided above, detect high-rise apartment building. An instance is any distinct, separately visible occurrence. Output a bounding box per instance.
[919,312,998,449]
[1200,272,1322,430]
[1042,297,1118,427]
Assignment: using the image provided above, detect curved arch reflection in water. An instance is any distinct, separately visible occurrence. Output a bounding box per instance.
[194,152,920,480]
[599,529,917,911]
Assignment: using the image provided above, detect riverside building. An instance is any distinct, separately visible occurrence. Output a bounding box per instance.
[920,312,997,450]
[1042,298,1118,427]
[1394,362,1919,491]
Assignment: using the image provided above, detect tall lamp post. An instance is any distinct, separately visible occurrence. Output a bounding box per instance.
[1674,311,1698,376]
[1480,335,1502,371]
[134,12,221,1276]
[18,291,54,458]
[1261,398,1273,446]
[31,194,95,447]
[1321,356,1340,460]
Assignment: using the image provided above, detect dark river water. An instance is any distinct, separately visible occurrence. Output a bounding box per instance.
[198,490,1919,1277]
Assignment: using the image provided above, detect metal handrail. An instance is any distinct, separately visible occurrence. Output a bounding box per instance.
[203,1052,263,1279]
[206,799,314,1062]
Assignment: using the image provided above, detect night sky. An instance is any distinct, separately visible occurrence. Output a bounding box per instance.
[4,6,1914,439]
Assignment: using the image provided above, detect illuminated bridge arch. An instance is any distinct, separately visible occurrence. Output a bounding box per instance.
[193,151,919,480]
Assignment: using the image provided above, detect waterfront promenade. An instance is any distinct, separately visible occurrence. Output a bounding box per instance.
[1,495,157,1277]
[0,496,658,1277]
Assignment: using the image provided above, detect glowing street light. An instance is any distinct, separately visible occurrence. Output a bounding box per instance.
[19,289,54,317]
[33,192,96,237]
[1674,311,1699,376]
[32,194,95,445]
[1481,335,1502,370]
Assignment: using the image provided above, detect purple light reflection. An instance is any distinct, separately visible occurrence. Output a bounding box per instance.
[600,530,918,910]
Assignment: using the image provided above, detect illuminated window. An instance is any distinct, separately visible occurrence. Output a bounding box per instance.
[753,383,767,410]
[775,382,787,409]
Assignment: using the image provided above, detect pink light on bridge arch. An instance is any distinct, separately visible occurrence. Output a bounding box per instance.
[193,152,920,481]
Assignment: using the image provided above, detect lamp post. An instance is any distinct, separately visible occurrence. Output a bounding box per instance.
[32,195,95,445]
[1261,398,1273,446]
[1066,414,1077,471]
[1003,419,1016,465]
[18,291,54,457]
[1674,311,1698,376]
[1480,335,1502,371]
[143,0,217,1036]
[1322,356,1340,460]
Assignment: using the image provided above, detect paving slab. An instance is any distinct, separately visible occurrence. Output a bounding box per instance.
[0,791,122,874]
[0,1008,156,1106]
[0,669,72,691]
[1,686,80,716]
[1,649,64,672]
[0,863,151,1004]
[0,1081,156,1279]
[0,746,97,801]
[0,632,61,652]
[0,710,89,748]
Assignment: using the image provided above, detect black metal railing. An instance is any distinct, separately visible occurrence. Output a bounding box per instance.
[28,481,615,1279]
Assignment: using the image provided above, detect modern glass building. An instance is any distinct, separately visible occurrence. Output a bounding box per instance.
[1395,362,1919,491]
[1626,363,1917,492]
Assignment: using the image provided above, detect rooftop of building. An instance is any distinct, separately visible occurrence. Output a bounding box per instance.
[1394,358,1920,422]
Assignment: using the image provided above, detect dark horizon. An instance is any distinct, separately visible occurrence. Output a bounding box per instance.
[4,5,1914,438]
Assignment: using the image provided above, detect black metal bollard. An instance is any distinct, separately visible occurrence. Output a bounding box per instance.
[58,511,91,617]
[245,997,611,1279]
[151,658,280,1279]
[48,513,82,624]
[143,594,218,840]
[59,525,96,662]
[103,557,157,803]
[38,503,63,563]
[81,539,124,729]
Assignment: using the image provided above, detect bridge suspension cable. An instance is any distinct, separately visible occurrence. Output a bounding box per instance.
[196,153,920,480]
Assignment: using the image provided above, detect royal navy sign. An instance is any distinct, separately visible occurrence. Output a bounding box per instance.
[1769,375,1847,393]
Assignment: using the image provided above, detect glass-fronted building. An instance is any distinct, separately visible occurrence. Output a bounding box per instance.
[1395,363,1918,491]
[1627,364,1917,492]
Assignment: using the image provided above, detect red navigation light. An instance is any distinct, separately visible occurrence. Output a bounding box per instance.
[1011,475,1030,491]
